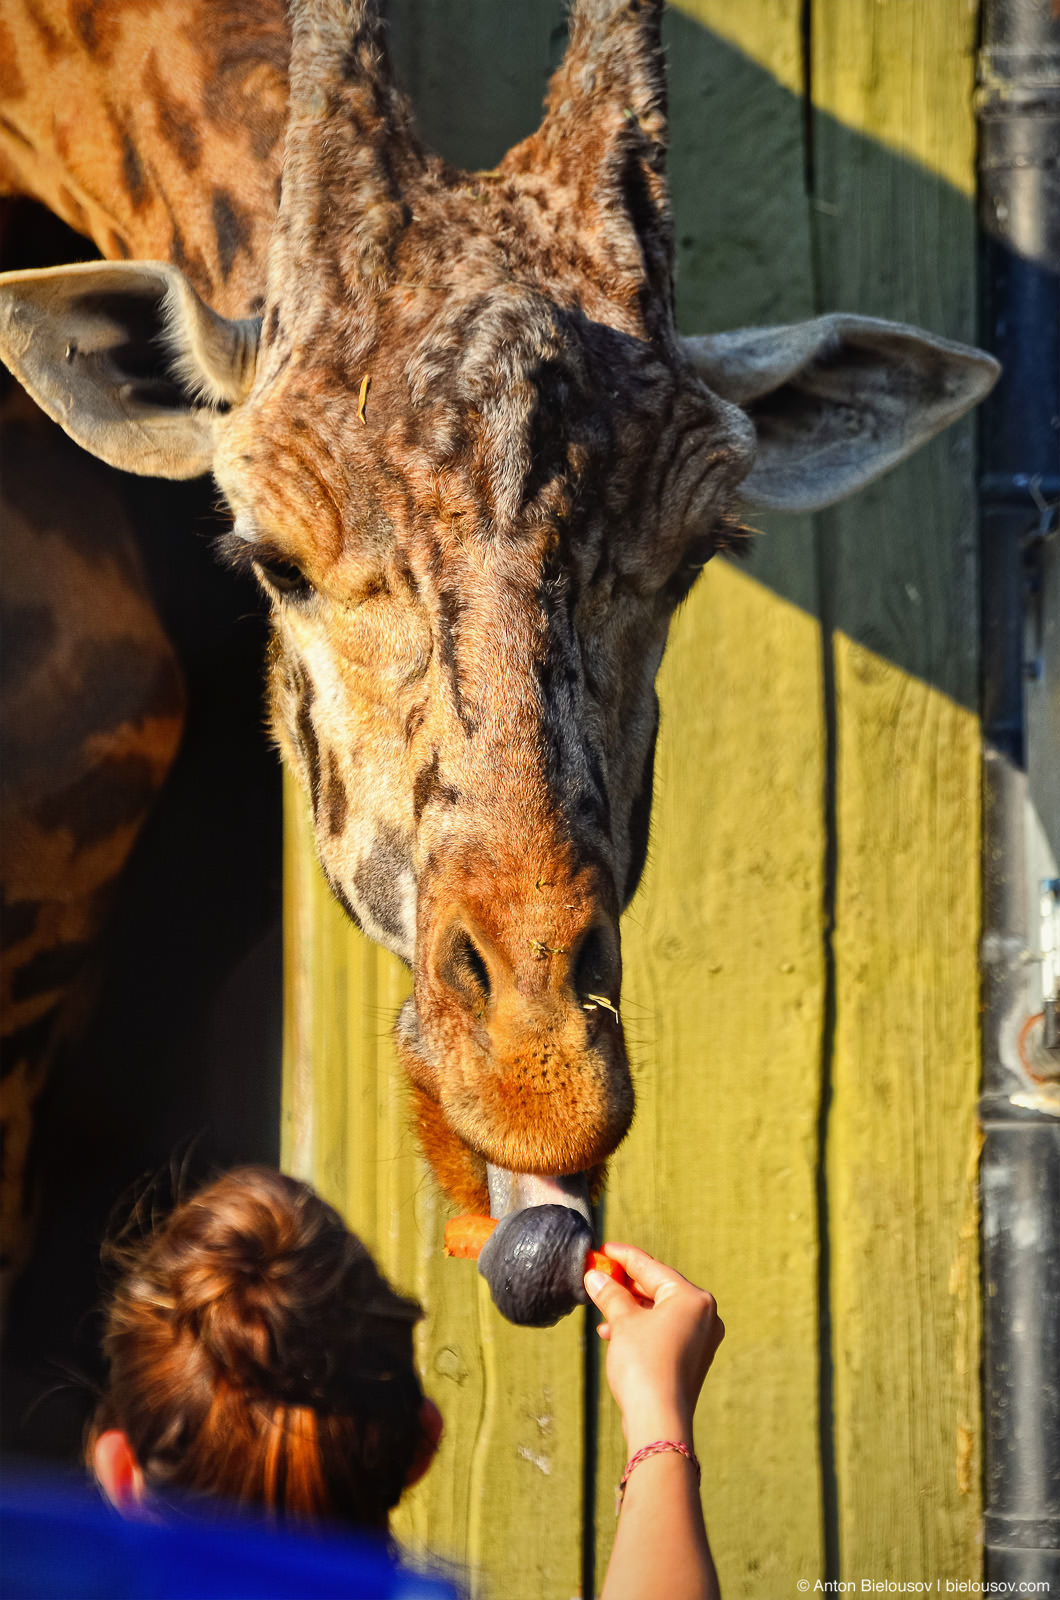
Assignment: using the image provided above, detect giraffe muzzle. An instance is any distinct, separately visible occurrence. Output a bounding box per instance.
[410,867,632,1176]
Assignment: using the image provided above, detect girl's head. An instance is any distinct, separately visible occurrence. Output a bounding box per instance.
[88,1167,441,1529]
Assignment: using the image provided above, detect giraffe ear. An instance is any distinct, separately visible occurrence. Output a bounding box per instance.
[0,261,260,480]
[681,314,999,514]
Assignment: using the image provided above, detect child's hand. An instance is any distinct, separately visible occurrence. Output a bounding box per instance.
[584,1243,723,1452]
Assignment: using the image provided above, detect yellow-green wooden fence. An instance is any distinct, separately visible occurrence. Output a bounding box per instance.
[282,2,983,1592]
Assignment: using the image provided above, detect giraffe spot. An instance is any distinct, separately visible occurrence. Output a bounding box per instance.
[169,221,189,268]
[0,22,26,99]
[321,750,348,839]
[0,897,43,949]
[200,24,289,136]
[0,1004,60,1081]
[394,551,420,602]
[0,114,32,153]
[1,420,141,579]
[412,753,440,823]
[70,0,98,53]
[294,677,322,812]
[141,655,187,721]
[145,50,202,172]
[10,942,92,1005]
[404,702,427,744]
[249,109,286,163]
[212,189,250,282]
[436,584,475,732]
[3,644,182,783]
[158,105,202,174]
[118,128,147,210]
[0,600,56,688]
[353,830,413,947]
[412,751,460,823]
[33,753,160,850]
[23,1,67,58]
[623,714,658,907]
[168,223,214,300]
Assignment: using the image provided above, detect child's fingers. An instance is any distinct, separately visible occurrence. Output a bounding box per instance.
[584,1267,637,1322]
[600,1242,694,1301]
[596,1321,611,1340]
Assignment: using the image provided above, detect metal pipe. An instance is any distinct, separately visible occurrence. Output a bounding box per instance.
[976,0,1060,1585]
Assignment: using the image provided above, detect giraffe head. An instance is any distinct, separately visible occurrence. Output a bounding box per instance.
[0,0,997,1320]
[206,0,759,1226]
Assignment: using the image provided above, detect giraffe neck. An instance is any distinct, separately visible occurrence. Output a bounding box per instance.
[0,0,290,317]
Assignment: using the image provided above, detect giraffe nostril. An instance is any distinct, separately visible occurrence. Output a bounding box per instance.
[441,928,492,1012]
[573,924,617,1001]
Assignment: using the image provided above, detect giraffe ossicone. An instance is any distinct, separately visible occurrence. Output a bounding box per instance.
[0,0,998,1323]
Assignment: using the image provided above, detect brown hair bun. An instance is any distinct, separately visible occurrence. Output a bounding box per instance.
[91,1167,424,1528]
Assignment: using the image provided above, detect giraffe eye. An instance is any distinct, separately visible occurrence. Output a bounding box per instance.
[254,555,314,602]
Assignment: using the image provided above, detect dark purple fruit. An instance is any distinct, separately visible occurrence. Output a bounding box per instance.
[477,1203,594,1327]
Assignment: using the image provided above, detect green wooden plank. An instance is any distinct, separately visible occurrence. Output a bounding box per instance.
[389,0,567,173]
[596,561,829,1599]
[810,0,983,1576]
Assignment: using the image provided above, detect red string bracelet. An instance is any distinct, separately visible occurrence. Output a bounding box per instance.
[618,1440,701,1509]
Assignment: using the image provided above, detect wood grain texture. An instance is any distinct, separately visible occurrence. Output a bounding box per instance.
[594,561,828,1597]
[811,0,983,1576]
[825,646,982,1575]
[808,0,979,198]
[671,0,806,98]
[666,2,817,336]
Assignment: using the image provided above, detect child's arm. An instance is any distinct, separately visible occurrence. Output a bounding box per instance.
[585,1244,724,1600]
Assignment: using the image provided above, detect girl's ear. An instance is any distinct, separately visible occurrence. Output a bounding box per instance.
[93,1429,147,1513]
[405,1398,444,1488]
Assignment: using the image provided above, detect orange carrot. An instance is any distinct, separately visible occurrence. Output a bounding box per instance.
[585,1249,628,1287]
[444,1214,628,1289]
[443,1214,497,1259]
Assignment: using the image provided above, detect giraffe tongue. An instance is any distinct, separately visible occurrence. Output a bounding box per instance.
[485,1166,592,1225]
[479,1166,594,1327]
